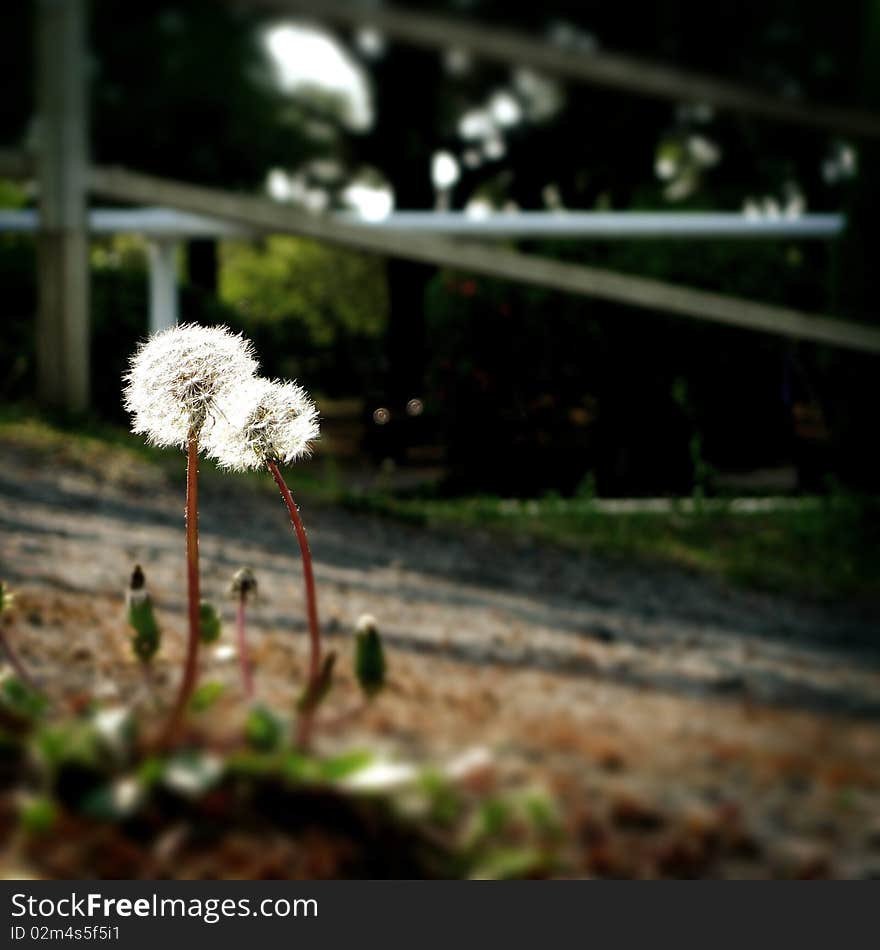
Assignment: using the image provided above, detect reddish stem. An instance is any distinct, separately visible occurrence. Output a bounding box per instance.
[159,432,202,745]
[0,628,40,692]
[236,592,254,700]
[267,460,321,749]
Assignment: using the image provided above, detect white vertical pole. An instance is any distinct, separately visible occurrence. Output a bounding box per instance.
[147,240,180,334]
[35,0,89,410]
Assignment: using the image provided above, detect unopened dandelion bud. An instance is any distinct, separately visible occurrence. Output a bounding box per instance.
[231,568,257,698]
[354,614,386,700]
[126,566,160,663]
[199,601,222,644]
[230,566,258,601]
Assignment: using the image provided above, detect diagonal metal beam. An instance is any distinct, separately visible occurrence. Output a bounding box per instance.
[89,165,880,354]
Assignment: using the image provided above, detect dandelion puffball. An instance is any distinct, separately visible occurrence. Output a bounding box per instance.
[123,324,258,448]
[207,377,319,471]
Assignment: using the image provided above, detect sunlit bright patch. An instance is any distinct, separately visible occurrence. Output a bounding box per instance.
[264,23,373,130]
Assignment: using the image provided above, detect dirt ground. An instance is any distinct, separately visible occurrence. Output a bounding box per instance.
[2,434,880,878]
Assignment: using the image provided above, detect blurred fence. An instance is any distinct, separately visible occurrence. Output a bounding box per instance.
[0,202,848,335]
[10,0,880,411]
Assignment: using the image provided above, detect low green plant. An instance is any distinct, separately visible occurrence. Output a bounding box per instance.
[3,706,561,878]
[126,565,161,663]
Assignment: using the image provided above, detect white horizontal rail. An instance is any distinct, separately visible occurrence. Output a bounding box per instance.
[0,207,845,240]
[338,211,845,239]
[0,207,252,238]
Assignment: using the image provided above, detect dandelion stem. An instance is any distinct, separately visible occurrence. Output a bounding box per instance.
[236,592,254,699]
[138,661,163,713]
[160,431,202,744]
[267,459,321,750]
[0,628,40,692]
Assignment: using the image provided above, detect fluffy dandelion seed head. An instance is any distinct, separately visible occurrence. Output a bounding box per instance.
[123,324,258,448]
[207,377,319,472]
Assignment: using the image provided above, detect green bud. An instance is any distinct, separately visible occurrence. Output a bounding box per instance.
[355,616,386,700]
[126,566,160,662]
[199,601,222,644]
[128,598,160,662]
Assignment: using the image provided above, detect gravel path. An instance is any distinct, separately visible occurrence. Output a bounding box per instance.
[2,434,879,878]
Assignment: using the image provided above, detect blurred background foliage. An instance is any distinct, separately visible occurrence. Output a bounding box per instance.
[0,0,877,496]
[220,237,387,396]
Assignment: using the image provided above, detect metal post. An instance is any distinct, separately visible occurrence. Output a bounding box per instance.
[35,0,89,410]
[147,240,180,334]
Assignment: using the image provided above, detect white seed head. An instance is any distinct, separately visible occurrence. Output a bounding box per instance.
[123,324,258,448]
[207,377,319,471]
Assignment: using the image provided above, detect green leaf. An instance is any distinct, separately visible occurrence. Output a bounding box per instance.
[522,791,561,836]
[190,681,225,712]
[469,846,547,881]
[34,727,69,767]
[136,756,165,788]
[419,769,463,826]
[282,751,321,783]
[226,750,282,778]
[477,797,511,839]
[19,796,58,836]
[35,722,102,771]
[1,677,47,721]
[318,750,374,781]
